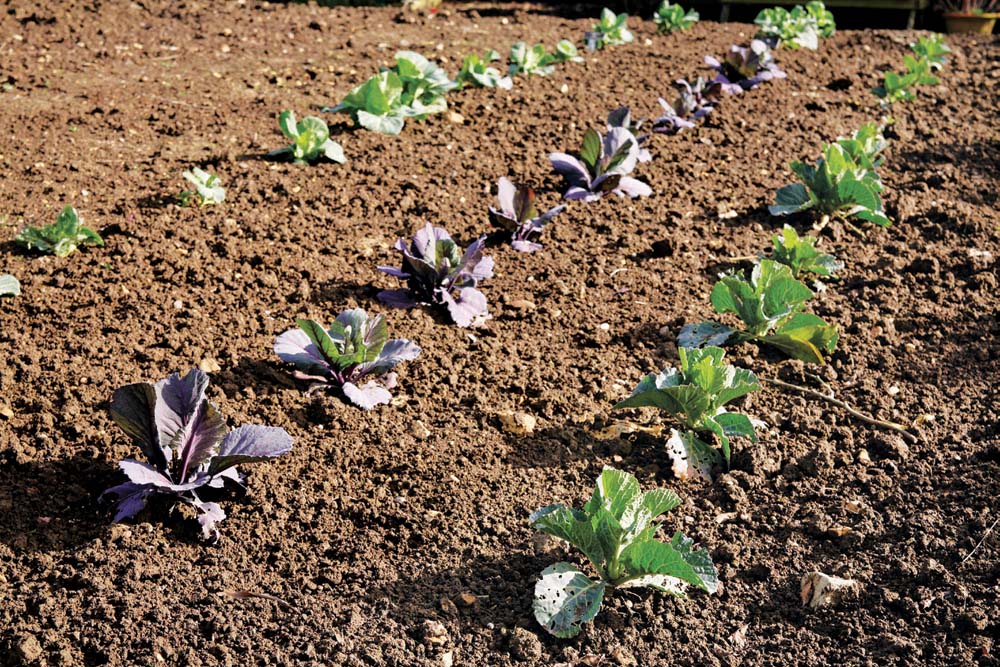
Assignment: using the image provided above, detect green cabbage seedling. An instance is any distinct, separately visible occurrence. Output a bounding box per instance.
[531,467,717,638]
[615,346,760,472]
[770,225,843,280]
[679,259,839,364]
[593,8,634,48]
[16,206,103,257]
[268,110,345,164]
[653,1,699,33]
[179,167,225,206]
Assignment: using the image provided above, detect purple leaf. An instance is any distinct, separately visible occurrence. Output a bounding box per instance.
[154,369,209,452]
[378,288,420,308]
[511,239,544,253]
[194,500,226,541]
[356,338,422,375]
[548,153,592,189]
[496,176,517,214]
[342,380,393,410]
[377,265,410,279]
[109,383,167,471]
[171,399,227,483]
[209,424,293,474]
[614,177,653,198]
[118,459,208,491]
[274,328,331,375]
[443,287,490,328]
[102,481,156,522]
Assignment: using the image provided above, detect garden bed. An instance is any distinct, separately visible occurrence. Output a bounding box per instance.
[1,1,998,665]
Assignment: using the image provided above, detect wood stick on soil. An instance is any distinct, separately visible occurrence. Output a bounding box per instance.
[764,376,919,444]
[960,516,1000,567]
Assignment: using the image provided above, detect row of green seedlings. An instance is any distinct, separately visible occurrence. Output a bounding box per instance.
[525,32,952,638]
[5,2,810,559]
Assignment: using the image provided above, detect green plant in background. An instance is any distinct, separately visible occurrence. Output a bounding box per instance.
[16,206,103,257]
[754,1,835,50]
[327,51,456,135]
[268,110,346,164]
[872,42,943,106]
[910,33,950,70]
[679,259,839,364]
[593,8,634,48]
[0,274,19,297]
[508,41,581,77]
[653,1,699,33]
[769,225,843,280]
[615,346,760,472]
[179,167,225,206]
[531,467,717,637]
[455,50,513,89]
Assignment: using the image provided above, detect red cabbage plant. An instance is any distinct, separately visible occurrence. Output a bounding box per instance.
[102,369,293,541]
[378,223,494,328]
[705,40,786,94]
[488,177,565,252]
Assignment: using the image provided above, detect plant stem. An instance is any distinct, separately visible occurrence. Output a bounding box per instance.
[812,214,831,233]
[763,376,919,444]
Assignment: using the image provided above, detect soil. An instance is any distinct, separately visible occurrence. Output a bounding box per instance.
[1,2,998,666]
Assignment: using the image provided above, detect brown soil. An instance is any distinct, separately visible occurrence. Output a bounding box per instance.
[1,2,998,666]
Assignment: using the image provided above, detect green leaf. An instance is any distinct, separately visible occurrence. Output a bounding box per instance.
[620,533,717,593]
[323,140,346,164]
[530,504,606,573]
[296,319,343,367]
[357,110,405,135]
[584,467,641,521]
[580,129,602,173]
[278,110,297,139]
[765,312,839,363]
[769,182,815,216]
[676,321,738,349]
[533,563,606,638]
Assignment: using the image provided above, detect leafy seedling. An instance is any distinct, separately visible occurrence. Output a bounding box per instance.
[679,259,839,364]
[508,41,581,77]
[378,223,494,328]
[873,54,939,105]
[754,1,835,50]
[16,206,103,257]
[268,110,345,164]
[615,346,760,473]
[488,176,565,252]
[769,224,843,280]
[274,309,420,410]
[102,368,293,540]
[179,167,225,206]
[0,274,19,297]
[327,51,456,135]
[911,33,950,71]
[531,466,718,637]
[770,139,890,228]
[592,8,634,48]
[654,1,699,33]
[706,40,786,94]
[549,127,652,201]
[456,50,513,90]
[653,77,723,134]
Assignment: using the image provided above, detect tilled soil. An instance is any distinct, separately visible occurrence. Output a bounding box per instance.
[1,2,998,666]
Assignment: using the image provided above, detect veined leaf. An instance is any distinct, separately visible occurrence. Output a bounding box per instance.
[533,563,606,638]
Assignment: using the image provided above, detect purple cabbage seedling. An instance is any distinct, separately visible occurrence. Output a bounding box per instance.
[488,177,565,252]
[378,223,494,328]
[102,368,293,541]
[549,127,652,201]
[653,77,723,134]
[606,106,651,162]
[705,40,786,94]
[274,309,420,410]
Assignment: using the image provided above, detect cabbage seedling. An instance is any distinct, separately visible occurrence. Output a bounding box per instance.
[179,167,225,206]
[592,8,634,48]
[275,309,420,410]
[0,274,19,297]
[456,50,513,90]
[615,346,760,472]
[16,206,103,257]
[754,1,835,50]
[653,77,722,134]
[102,368,293,540]
[654,1,699,33]
[267,110,345,164]
[531,467,717,637]
[488,177,565,252]
[549,128,652,201]
[770,225,843,280]
[911,33,949,71]
[327,51,456,135]
[679,259,839,364]
[706,40,786,94]
[378,223,494,328]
